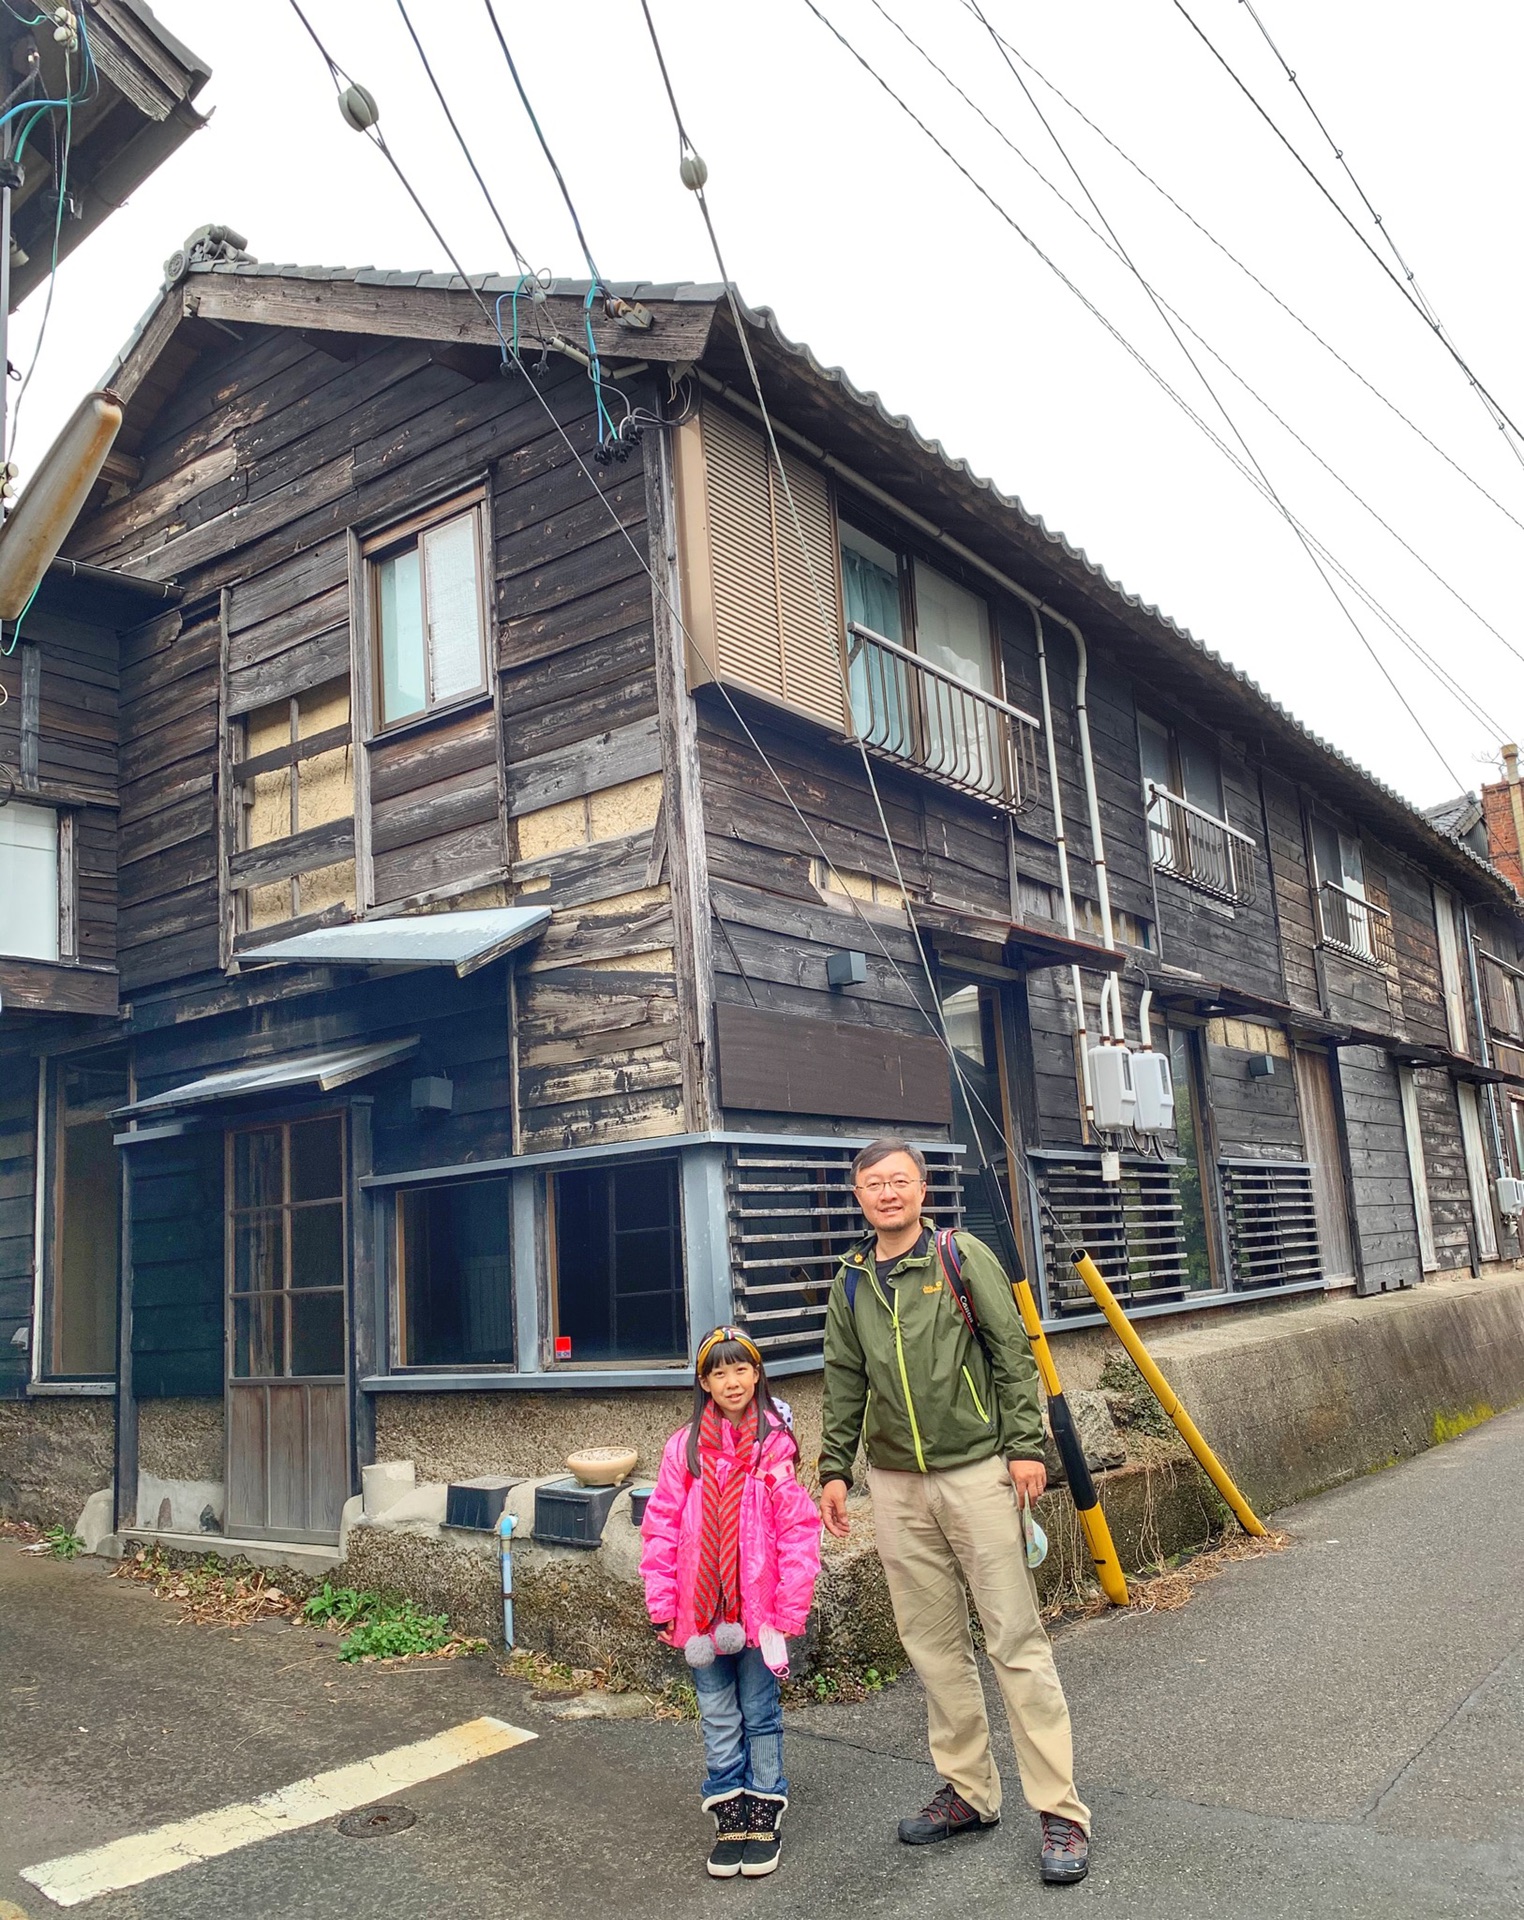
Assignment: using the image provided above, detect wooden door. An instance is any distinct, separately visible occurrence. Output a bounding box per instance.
[1293,1048,1355,1282]
[225,1113,350,1542]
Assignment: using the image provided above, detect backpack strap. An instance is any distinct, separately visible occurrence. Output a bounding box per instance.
[935,1228,980,1338]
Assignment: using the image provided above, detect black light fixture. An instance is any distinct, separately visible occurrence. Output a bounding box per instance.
[411,1073,454,1114]
[826,949,868,989]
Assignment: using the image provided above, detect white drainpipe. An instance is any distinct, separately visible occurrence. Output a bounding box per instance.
[1035,610,1095,1116]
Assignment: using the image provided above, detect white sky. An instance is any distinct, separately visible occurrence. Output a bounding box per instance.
[13,0,1524,811]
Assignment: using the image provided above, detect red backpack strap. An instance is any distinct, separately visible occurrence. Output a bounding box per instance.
[935,1229,979,1337]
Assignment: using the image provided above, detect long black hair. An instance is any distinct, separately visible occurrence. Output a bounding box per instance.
[685,1330,797,1477]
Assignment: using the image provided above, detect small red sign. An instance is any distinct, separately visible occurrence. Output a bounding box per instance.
[555,1335,572,1357]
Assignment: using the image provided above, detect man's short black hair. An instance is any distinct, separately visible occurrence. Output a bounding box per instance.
[852,1139,929,1183]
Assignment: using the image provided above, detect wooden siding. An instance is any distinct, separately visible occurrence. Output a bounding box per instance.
[1336,1045,1421,1293]
[128,1131,223,1399]
[1412,1069,1474,1272]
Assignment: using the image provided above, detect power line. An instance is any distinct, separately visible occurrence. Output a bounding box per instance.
[797,0,1473,791]
[1173,0,1524,470]
[862,0,1517,727]
[480,1,602,287]
[950,0,1524,548]
[394,0,529,275]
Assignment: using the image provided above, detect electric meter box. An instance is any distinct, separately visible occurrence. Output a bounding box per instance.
[1497,1175,1524,1218]
[1131,1049,1175,1131]
[1088,1044,1136,1130]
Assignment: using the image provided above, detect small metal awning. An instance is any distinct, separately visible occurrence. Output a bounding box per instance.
[914,903,1124,973]
[116,1036,419,1123]
[238,907,551,978]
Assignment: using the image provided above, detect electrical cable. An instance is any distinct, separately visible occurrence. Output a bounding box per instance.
[636,0,1082,1276]
[394,0,529,275]
[869,0,1524,706]
[480,0,602,288]
[1173,0,1524,467]
[5,42,73,466]
[798,0,1473,792]
[952,0,1524,547]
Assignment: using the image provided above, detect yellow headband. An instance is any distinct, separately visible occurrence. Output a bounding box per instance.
[696,1326,764,1374]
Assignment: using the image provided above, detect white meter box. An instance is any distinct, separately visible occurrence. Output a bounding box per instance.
[1088,1044,1136,1130]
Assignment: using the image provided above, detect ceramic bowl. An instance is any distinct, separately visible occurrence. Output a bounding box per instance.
[565,1445,639,1488]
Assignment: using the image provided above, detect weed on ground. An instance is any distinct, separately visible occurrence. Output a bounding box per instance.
[111,1551,485,1664]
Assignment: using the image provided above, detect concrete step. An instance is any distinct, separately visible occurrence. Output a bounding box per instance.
[114,1528,342,1575]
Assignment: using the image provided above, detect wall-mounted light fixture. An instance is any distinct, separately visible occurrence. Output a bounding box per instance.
[826,949,868,989]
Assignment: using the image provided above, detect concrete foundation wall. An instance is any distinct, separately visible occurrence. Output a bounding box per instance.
[1154,1268,1524,1511]
[0,1398,114,1525]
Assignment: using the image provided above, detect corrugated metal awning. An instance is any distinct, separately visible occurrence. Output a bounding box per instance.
[116,1037,419,1121]
[239,907,550,978]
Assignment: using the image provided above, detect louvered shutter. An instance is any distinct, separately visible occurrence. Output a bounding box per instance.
[673,400,845,731]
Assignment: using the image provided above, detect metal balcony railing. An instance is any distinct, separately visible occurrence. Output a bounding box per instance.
[846,623,1042,812]
[1317,881,1395,967]
[1146,785,1257,905]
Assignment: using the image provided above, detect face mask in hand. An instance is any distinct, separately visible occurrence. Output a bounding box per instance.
[1020,1492,1048,1570]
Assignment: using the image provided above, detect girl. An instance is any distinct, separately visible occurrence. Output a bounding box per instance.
[640,1326,823,1881]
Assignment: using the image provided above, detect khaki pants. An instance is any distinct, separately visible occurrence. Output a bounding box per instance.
[869,1454,1090,1830]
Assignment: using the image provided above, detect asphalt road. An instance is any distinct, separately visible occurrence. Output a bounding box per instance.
[4,1407,1524,1919]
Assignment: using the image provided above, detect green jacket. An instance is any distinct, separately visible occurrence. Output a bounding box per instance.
[817,1225,1045,1486]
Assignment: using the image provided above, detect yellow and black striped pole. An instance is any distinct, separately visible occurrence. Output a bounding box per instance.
[1071,1249,1266,1538]
[1012,1275,1130,1606]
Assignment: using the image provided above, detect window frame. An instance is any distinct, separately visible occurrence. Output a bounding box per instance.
[33,1044,130,1386]
[360,487,491,738]
[389,1175,516,1373]
[1136,710,1227,826]
[0,797,74,965]
[548,1156,687,1369]
[225,1111,349,1384]
[838,512,1003,700]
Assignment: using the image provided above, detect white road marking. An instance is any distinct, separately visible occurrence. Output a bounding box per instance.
[20,1715,535,1907]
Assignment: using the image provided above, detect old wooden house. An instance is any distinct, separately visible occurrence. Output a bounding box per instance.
[4,245,1522,1553]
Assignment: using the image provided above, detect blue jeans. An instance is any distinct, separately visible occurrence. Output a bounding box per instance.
[692,1645,788,1802]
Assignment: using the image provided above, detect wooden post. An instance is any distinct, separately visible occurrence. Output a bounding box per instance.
[645,404,717,1132]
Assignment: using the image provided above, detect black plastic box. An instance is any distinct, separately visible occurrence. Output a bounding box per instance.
[445,1475,522,1530]
[534,1477,625,1548]
[629,1486,656,1528]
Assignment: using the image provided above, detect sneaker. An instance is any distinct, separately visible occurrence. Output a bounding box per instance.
[1039,1812,1090,1884]
[740,1792,787,1878]
[897,1783,999,1846]
[704,1790,748,1878]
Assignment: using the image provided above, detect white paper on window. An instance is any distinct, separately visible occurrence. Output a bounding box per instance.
[422,515,485,703]
[377,547,427,723]
[0,801,58,960]
[913,561,994,691]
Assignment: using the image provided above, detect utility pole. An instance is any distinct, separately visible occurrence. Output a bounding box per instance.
[0,34,39,469]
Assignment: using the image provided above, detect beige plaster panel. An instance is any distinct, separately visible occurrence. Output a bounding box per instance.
[0,1397,114,1524]
[246,768,291,848]
[247,881,292,929]
[586,773,662,840]
[297,678,350,738]
[299,860,357,917]
[516,796,587,862]
[296,746,354,831]
[138,1398,225,1482]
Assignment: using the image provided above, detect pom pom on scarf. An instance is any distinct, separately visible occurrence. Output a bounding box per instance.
[684,1633,716,1668]
[713,1619,746,1655]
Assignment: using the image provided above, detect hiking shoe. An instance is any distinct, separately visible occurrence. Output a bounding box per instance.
[1039,1812,1089,1884]
[704,1790,748,1878]
[897,1783,998,1846]
[740,1792,787,1878]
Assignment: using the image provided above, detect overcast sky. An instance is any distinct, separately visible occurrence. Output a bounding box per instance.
[14,0,1524,811]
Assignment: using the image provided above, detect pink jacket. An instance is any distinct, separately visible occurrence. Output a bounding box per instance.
[639,1415,822,1647]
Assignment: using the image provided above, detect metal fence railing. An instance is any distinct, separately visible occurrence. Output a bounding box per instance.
[1033,1152,1194,1314]
[1146,784,1258,904]
[846,623,1042,813]
[1317,881,1396,968]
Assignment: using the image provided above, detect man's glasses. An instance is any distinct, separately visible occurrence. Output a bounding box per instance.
[855,1175,923,1196]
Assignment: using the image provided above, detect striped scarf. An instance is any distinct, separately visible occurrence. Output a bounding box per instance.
[693,1398,759,1633]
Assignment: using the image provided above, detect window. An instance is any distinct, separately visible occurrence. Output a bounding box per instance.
[228,1116,346,1379]
[1312,820,1393,965]
[1138,713,1255,903]
[234,678,355,934]
[0,800,59,960]
[395,1179,513,1368]
[841,518,1035,805]
[1434,886,1470,1054]
[365,496,488,729]
[552,1159,685,1363]
[1166,1027,1217,1293]
[44,1049,128,1377]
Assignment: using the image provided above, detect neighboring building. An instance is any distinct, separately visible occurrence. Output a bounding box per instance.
[4,251,1523,1549]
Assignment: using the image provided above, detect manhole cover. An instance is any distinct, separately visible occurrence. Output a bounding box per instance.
[337,1804,418,1839]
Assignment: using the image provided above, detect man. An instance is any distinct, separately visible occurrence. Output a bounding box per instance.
[818,1139,1090,1886]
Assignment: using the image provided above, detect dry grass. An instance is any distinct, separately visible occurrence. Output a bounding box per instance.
[1041,1525,1292,1627]
[112,1545,301,1628]
[0,1518,43,1543]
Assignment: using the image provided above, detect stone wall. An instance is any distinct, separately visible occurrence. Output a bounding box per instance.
[0,1397,114,1525]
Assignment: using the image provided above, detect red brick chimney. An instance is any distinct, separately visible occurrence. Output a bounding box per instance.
[1481,743,1524,893]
